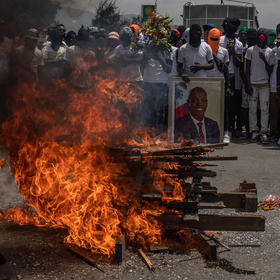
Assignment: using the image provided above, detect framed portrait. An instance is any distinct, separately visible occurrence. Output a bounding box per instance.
[168,77,224,144]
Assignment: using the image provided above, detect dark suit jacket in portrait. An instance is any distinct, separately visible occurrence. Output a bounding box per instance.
[175,114,220,143]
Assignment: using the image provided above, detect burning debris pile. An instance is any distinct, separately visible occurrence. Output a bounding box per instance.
[0,61,265,267]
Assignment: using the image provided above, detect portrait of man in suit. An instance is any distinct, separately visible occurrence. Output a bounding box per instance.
[175,87,220,143]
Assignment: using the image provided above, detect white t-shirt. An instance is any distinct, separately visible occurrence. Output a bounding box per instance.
[143,50,170,84]
[42,45,67,61]
[177,42,213,78]
[168,46,178,77]
[207,46,229,78]
[219,36,243,89]
[112,44,143,82]
[245,45,273,85]
[219,36,243,74]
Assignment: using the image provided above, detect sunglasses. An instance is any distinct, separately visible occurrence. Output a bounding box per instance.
[210,37,219,41]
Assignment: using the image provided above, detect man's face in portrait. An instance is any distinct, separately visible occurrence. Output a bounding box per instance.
[187,88,208,121]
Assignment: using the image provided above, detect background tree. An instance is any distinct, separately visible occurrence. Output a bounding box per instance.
[92,0,121,31]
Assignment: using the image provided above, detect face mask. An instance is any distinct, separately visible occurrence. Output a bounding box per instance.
[267,36,275,48]
[189,30,201,48]
[223,21,236,39]
[208,28,221,54]
[257,33,267,48]
[247,36,257,47]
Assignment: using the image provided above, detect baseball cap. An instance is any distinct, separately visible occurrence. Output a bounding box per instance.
[108,32,119,40]
[203,24,215,31]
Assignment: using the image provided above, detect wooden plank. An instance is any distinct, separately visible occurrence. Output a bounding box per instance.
[244,193,258,212]
[142,194,198,211]
[141,156,237,163]
[218,192,246,209]
[197,214,265,231]
[198,234,217,261]
[138,249,154,271]
[115,236,126,263]
[161,213,265,231]
[198,201,226,209]
[67,245,105,272]
[149,245,169,253]
[143,143,228,157]
[192,156,238,161]
[240,181,256,190]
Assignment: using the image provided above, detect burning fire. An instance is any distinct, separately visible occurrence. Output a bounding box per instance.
[0,60,185,257]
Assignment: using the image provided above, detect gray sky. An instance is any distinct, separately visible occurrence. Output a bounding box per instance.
[115,0,280,28]
[57,0,280,30]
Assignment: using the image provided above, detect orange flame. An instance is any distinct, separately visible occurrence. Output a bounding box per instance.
[0,61,179,257]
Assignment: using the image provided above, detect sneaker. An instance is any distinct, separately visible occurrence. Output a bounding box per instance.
[260,132,268,144]
[251,130,259,141]
[223,134,230,143]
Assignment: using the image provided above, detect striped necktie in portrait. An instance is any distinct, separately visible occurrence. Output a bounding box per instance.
[198,122,205,144]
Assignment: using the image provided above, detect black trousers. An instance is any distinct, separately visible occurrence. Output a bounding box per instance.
[225,75,242,132]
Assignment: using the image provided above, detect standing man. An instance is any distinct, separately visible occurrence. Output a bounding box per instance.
[269,26,280,144]
[15,28,44,83]
[178,24,214,83]
[207,28,231,143]
[245,28,273,143]
[202,24,215,43]
[42,28,69,81]
[240,28,257,139]
[219,18,243,140]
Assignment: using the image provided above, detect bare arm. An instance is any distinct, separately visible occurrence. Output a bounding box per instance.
[245,59,252,95]
[190,60,214,73]
[177,62,190,83]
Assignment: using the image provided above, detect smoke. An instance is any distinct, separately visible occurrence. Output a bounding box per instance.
[54,0,100,12]
[53,0,101,31]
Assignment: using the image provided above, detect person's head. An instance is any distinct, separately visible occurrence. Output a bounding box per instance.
[119,26,133,47]
[169,29,180,47]
[267,28,276,48]
[203,24,215,43]
[238,26,248,45]
[56,24,66,40]
[208,28,221,54]
[222,17,240,39]
[177,25,186,38]
[49,27,63,45]
[107,32,120,49]
[130,24,141,36]
[189,24,202,48]
[77,26,90,49]
[65,30,76,46]
[247,28,257,47]
[24,28,39,50]
[187,87,208,121]
[93,29,106,49]
[257,28,268,49]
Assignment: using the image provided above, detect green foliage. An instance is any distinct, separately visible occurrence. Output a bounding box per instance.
[92,0,120,31]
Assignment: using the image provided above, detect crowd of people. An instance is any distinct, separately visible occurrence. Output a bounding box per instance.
[1,16,280,145]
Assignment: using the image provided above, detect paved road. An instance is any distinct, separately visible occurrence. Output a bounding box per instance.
[0,142,279,280]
